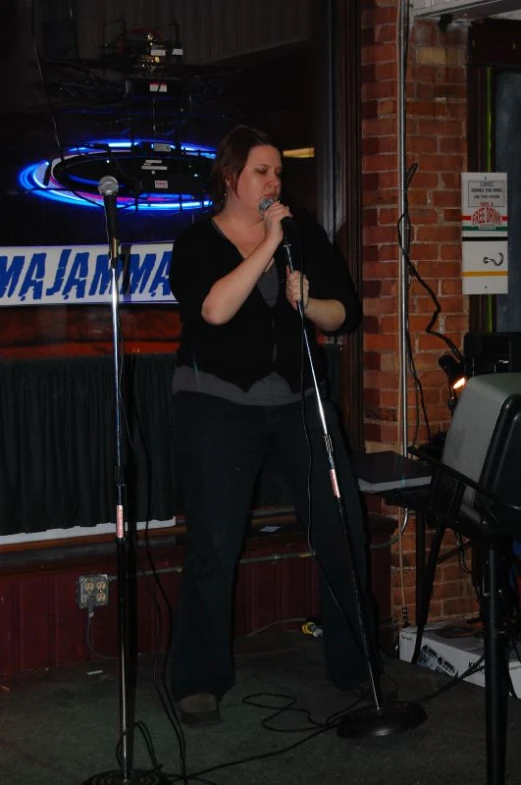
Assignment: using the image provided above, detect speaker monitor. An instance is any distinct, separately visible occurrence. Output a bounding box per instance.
[441,373,521,532]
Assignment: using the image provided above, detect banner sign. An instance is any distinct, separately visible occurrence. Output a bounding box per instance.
[461,173,508,295]
[0,242,176,306]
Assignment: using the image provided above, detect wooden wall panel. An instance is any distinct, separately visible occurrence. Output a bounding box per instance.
[0,520,394,677]
[0,306,181,358]
[0,536,320,677]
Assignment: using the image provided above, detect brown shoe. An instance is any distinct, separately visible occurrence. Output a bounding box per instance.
[178,693,221,727]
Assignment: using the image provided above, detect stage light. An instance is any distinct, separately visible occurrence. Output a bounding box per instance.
[439,354,466,414]
[18,139,215,212]
[453,376,467,391]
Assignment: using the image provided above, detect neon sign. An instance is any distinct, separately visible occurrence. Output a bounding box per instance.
[19,139,215,212]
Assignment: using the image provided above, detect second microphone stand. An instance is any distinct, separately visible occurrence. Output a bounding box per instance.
[82,181,170,785]
[282,233,425,739]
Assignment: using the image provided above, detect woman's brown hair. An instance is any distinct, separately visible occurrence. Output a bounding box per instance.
[207,125,281,212]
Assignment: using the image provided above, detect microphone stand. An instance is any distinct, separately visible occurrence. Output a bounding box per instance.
[82,190,170,785]
[282,233,426,738]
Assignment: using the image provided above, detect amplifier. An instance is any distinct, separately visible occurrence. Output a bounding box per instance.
[441,372,521,529]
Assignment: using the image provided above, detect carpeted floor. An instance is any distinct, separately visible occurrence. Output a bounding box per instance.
[0,631,520,785]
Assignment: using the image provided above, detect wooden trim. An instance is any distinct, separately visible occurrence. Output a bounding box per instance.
[467,62,493,332]
[0,512,395,577]
[313,0,363,449]
[0,507,298,556]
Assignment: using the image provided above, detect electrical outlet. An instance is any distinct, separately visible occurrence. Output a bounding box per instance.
[77,574,110,609]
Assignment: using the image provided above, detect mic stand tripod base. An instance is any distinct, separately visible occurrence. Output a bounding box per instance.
[82,769,171,784]
[337,700,427,739]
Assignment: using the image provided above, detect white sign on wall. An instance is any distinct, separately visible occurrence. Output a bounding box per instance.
[0,242,175,306]
[461,173,508,295]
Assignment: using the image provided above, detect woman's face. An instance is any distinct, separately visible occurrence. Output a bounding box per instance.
[231,144,282,212]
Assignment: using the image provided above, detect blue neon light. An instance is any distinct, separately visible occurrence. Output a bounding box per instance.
[19,139,215,212]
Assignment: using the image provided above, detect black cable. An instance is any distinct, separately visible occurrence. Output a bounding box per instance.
[116,720,164,775]
[117,368,190,784]
[241,692,327,732]
[417,652,486,704]
[397,163,431,446]
[164,690,368,784]
[397,0,463,444]
[85,600,116,661]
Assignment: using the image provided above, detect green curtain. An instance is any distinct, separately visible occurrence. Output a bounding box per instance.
[0,346,342,535]
[0,354,178,535]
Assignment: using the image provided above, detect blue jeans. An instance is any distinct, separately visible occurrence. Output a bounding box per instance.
[170,391,379,700]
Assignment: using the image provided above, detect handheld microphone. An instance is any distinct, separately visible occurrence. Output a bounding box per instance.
[98,175,119,263]
[258,196,295,235]
[259,196,297,272]
[258,196,275,213]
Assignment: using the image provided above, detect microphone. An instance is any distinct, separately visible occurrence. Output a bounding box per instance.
[258,196,275,213]
[258,196,295,234]
[259,196,297,271]
[98,175,119,262]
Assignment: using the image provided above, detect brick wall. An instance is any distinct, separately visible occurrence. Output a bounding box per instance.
[361,2,478,626]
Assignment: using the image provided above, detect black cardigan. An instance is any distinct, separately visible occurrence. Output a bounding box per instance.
[169,211,362,392]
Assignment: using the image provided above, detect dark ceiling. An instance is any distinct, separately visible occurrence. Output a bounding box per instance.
[0,1,316,246]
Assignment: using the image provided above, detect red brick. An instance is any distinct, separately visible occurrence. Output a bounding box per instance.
[375,61,399,81]
[441,171,463,189]
[363,261,400,278]
[364,422,382,442]
[362,100,379,119]
[363,315,380,334]
[363,80,398,101]
[414,82,435,100]
[363,297,398,316]
[432,191,461,208]
[440,279,463,295]
[364,42,398,64]
[364,5,399,27]
[375,23,399,44]
[410,207,443,225]
[407,171,438,189]
[365,333,400,351]
[416,119,464,137]
[363,279,381,298]
[414,226,461,244]
[442,597,479,616]
[414,153,465,172]
[363,226,400,245]
[440,137,467,154]
[409,242,440,261]
[362,7,471,625]
[378,207,399,225]
[364,351,381,370]
[443,315,469,331]
[408,100,450,118]
[443,208,462,223]
[436,296,466,313]
[364,153,400,172]
[363,187,400,206]
[408,135,438,154]
[432,581,465,600]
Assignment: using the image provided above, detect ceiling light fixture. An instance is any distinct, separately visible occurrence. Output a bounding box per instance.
[18,139,215,212]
